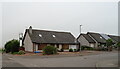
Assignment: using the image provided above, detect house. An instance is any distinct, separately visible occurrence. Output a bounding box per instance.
[87,32,107,48]
[77,32,116,49]
[77,33,96,48]
[108,35,120,44]
[22,26,79,52]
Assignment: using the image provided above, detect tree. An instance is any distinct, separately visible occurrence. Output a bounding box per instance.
[5,39,20,53]
[117,42,120,51]
[106,39,113,51]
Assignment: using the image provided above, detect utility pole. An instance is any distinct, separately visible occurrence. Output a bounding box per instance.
[80,25,82,51]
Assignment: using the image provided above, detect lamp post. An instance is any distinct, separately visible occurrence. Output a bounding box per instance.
[19,33,23,47]
[80,25,82,51]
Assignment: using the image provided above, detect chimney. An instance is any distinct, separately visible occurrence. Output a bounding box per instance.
[29,26,32,34]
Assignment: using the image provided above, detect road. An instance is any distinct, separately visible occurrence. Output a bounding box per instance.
[2,51,118,68]
[0,53,2,68]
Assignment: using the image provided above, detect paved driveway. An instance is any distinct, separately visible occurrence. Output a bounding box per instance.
[2,51,118,67]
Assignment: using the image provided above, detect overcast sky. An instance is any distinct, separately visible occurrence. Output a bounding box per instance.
[0,0,118,48]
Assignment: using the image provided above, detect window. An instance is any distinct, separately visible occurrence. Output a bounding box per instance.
[100,37,103,39]
[52,35,56,37]
[39,34,42,37]
[62,44,69,49]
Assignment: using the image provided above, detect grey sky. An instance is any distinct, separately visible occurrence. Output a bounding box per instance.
[1,1,118,47]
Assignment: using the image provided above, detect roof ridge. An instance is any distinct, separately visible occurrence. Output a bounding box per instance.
[31,29,71,33]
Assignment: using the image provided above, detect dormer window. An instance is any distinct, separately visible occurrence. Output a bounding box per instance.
[39,34,42,37]
[52,35,56,38]
[100,37,102,39]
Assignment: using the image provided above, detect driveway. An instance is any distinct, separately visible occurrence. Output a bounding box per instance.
[2,51,118,68]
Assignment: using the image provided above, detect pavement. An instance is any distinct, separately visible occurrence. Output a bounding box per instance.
[2,51,119,68]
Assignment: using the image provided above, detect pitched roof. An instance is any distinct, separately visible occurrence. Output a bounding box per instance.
[99,34,111,40]
[87,32,106,43]
[80,34,96,43]
[23,29,78,44]
[108,35,120,43]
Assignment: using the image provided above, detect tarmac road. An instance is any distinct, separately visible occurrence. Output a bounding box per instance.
[2,51,119,69]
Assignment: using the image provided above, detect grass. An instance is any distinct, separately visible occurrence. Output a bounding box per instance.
[0,48,5,53]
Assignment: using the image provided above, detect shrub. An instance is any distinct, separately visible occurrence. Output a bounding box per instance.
[43,46,57,55]
[5,41,12,53]
[74,49,77,52]
[0,49,5,53]
[81,46,84,50]
[81,46,94,50]
[5,39,20,53]
[12,52,19,55]
[117,42,120,50]
[77,49,80,52]
[12,50,25,55]
[106,39,113,51]
[53,47,57,54]
[87,47,94,50]
[18,50,25,55]
[69,48,73,52]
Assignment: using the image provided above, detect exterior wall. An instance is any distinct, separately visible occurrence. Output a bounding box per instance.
[58,44,62,50]
[23,32,33,52]
[90,43,95,48]
[78,35,90,46]
[69,45,77,49]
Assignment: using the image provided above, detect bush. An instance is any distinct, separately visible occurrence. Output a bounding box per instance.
[74,49,77,52]
[43,46,57,55]
[12,50,25,55]
[0,49,5,53]
[81,46,94,50]
[69,48,73,52]
[117,42,120,50]
[5,39,20,53]
[77,49,80,52]
[18,50,25,55]
[12,52,19,55]
[53,47,57,54]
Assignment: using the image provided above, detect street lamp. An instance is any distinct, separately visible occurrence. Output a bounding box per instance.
[80,25,82,51]
[19,33,23,47]
[80,25,82,34]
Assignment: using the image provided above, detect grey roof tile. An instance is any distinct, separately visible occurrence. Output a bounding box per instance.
[81,34,96,43]
[87,32,106,43]
[24,29,78,44]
